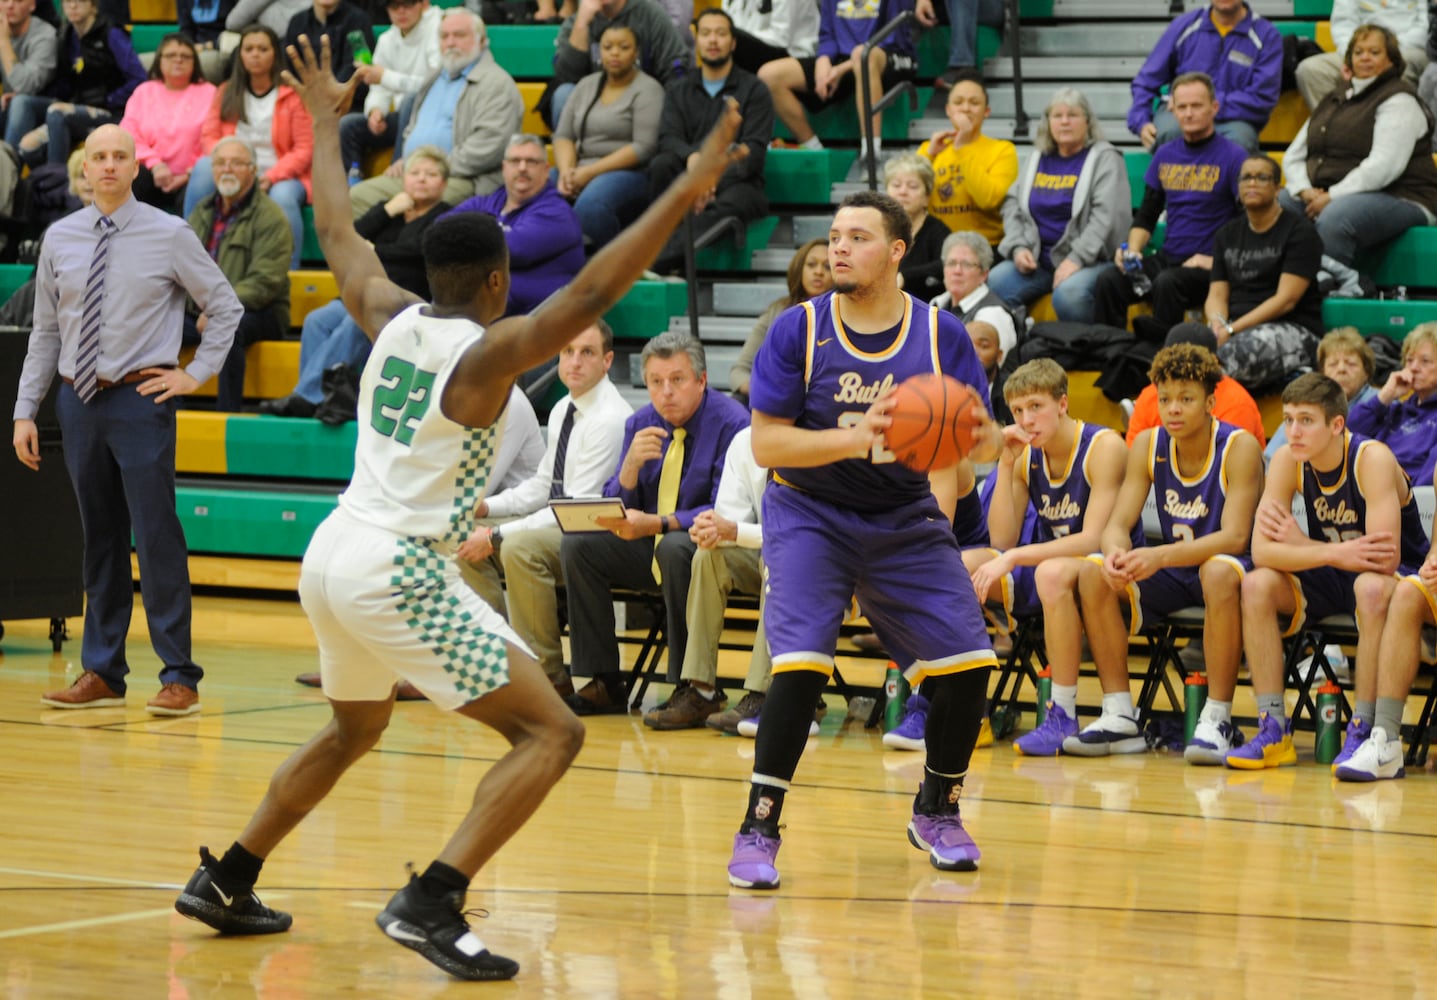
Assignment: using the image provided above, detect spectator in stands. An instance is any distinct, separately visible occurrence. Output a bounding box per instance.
[647,8,772,275]
[0,0,58,150]
[120,34,218,213]
[1093,72,1246,339]
[914,0,1003,89]
[917,71,1017,250]
[11,0,144,167]
[447,134,585,316]
[551,23,664,250]
[184,137,290,412]
[1297,0,1426,109]
[1265,327,1376,460]
[642,425,769,730]
[183,25,313,269]
[348,10,522,216]
[550,0,688,127]
[178,0,238,81]
[885,153,948,297]
[929,230,1020,377]
[1346,322,1437,488]
[723,0,817,74]
[1204,153,1324,393]
[757,0,916,162]
[340,0,439,171]
[284,0,374,106]
[729,237,830,402]
[260,145,450,418]
[228,0,309,38]
[455,322,633,696]
[990,87,1130,324]
[1122,322,1266,448]
[533,0,572,25]
[1282,25,1437,298]
[1127,0,1281,153]
[559,331,750,716]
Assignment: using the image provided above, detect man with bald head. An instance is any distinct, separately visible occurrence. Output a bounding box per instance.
[12,123,243,716]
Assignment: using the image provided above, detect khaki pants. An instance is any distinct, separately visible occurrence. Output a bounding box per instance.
[681,546,771,691]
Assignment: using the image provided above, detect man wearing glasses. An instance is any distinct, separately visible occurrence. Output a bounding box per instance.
[1204,153,1325,393]
[445,133,584,316]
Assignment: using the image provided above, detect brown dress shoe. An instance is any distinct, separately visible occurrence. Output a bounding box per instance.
[643,684,727,730]
[41,670,125,709]
[565,678,627,716]
[550,676,576,699]
[147,683,201,716]
[295,671,322,688]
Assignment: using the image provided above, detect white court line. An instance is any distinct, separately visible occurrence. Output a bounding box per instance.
[0,906,181,940]
[0,866,178,889]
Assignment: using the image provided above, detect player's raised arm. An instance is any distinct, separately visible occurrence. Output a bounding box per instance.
[284,36,417,341]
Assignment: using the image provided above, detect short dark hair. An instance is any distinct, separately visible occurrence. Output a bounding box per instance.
[1243,153,1282,185]
[594,318,614,354]
[1282,372,1348,421]
[692,6,734,32]
[945,68,988,104]
[837,190,911,248]
[422,212,508,307]
[1148,343,1223,396]
[1347,24,1404,76]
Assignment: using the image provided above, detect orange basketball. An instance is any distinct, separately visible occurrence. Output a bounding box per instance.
[884,374,986,472]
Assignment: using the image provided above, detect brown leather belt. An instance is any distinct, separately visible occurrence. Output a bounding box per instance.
[61,370,164,391]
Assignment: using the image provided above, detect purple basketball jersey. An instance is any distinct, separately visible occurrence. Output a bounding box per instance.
[1022,421,1118,542]
[1149,420,1248,545]
[1299,431,1428,570]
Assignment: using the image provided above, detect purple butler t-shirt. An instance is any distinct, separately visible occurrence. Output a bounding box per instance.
[1028,147,1090,270]
[1145,132,1246,260]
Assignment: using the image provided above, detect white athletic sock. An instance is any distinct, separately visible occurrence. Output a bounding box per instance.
[1202,699,1232,723]
[1052,682,1078,718]
[800,135,823,150]
[1101,690,1136,720]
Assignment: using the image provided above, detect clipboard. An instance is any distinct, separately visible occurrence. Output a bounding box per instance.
[549,497,626,534]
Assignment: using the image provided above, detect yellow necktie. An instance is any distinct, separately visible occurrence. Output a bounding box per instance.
[652,427,686,583]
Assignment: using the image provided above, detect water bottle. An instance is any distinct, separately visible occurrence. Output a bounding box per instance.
[1183,672,1208,744]
[1035,666,1052,726]
[1120,242,1152,296]
[883,662,911,731]
[1315,682,1343,764]
[347,161,362,187]
[347,30,373,65]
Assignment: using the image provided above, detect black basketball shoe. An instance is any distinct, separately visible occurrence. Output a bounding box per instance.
[175,846,293,935]
[375,873,519,981]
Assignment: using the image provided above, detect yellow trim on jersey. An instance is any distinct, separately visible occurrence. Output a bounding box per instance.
[772,655,835,677]
[1171,420,1220,489]
[1078,425,1116,490]
[1208,553,1248,582]
[928,299,943,374]
[801,300,817,387]
[1279,569,1309,639]
[833,292,913,361]
[1044,420,1087,489]
[1403,574,1437,626]
[1084,551,1145,635]
[1303,430,1354,499]
[910,651,1001,684]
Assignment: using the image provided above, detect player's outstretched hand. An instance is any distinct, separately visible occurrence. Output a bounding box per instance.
[282,36,360,121]
[684,99,747,201]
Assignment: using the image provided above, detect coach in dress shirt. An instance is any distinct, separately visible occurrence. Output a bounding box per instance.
[12,123,242,718]
[456,321,633,697]
[559,330,750,716]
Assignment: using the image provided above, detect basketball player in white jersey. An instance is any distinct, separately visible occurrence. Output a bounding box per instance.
[173,37,747,982]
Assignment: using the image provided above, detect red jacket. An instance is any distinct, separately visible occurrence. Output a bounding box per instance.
[201,84,313,198]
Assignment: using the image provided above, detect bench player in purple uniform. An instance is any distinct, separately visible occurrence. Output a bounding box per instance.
[959,359,1128,756]
[727,190,1001,888]
[1231,373,1427,769]
[1081,345,1263,762]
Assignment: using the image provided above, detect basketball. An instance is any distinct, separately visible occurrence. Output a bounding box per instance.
[884,374,986,472]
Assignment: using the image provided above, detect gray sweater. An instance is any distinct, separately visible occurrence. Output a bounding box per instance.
[553,0,689,86]
[998,139,1132,269]
[2,17,57,95]
[553,69,665,165]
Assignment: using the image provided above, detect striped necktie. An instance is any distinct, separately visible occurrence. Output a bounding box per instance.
[72,215,116,404]
[652,426,686,584]
[549,402,577,500]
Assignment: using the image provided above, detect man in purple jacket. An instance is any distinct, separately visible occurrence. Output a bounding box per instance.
[1128,0,1281,153]
[447,133,585,316]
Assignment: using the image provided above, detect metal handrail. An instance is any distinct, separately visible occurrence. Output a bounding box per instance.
[1008,0,1029,136]
[858,9,919,191]
[681,213,743,341]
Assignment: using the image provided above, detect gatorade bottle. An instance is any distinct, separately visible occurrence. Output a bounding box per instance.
[883,662,911,731]
[347,30,373,65]
[1315,682,1343,764]
[1035,666,1052,726]
[1184,672,1208,744]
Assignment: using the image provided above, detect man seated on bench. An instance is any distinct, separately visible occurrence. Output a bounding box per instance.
[958,359,1127,756]
[1231,372,1427,769]
[1085,344,1263,763]
[558,330,750,716]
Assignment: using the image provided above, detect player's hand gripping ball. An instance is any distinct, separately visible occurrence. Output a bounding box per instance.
[884,373,986,472]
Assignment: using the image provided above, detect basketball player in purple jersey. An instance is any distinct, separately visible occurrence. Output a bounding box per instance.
[1082,345,1263,763]
[1232,372,1427,769]
[960,359,1127,756]
[727,191,1002,889]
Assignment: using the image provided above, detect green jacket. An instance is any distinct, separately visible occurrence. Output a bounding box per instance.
[186,186,291,331]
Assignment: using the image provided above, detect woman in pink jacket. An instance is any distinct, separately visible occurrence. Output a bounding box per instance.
[120,33,218,212]
[181,24,313,267]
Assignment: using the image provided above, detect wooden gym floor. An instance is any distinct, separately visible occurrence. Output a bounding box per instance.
[2,595,1436,998]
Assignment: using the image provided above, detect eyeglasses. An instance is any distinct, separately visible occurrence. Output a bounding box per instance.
[946,260,984,272]
[1239,173,1276,184]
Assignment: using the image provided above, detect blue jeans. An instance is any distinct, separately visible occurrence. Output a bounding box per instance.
[988,257,1106,323]
[945,0,1005,69]
[553,167,649,249]
[1152,109,1259,153]
[46,105,117,165]
[184,156,307,268]
[4,93,52,151]
[294,298,372,403]
[1279,189,1428,266]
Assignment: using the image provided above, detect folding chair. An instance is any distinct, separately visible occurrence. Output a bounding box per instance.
[1135,606,1204,719]
[1282,614,1357,730]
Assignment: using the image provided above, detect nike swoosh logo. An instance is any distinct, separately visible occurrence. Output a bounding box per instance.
[816,338,833,346]
[214,886,233,906]
[385,924,428,944]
